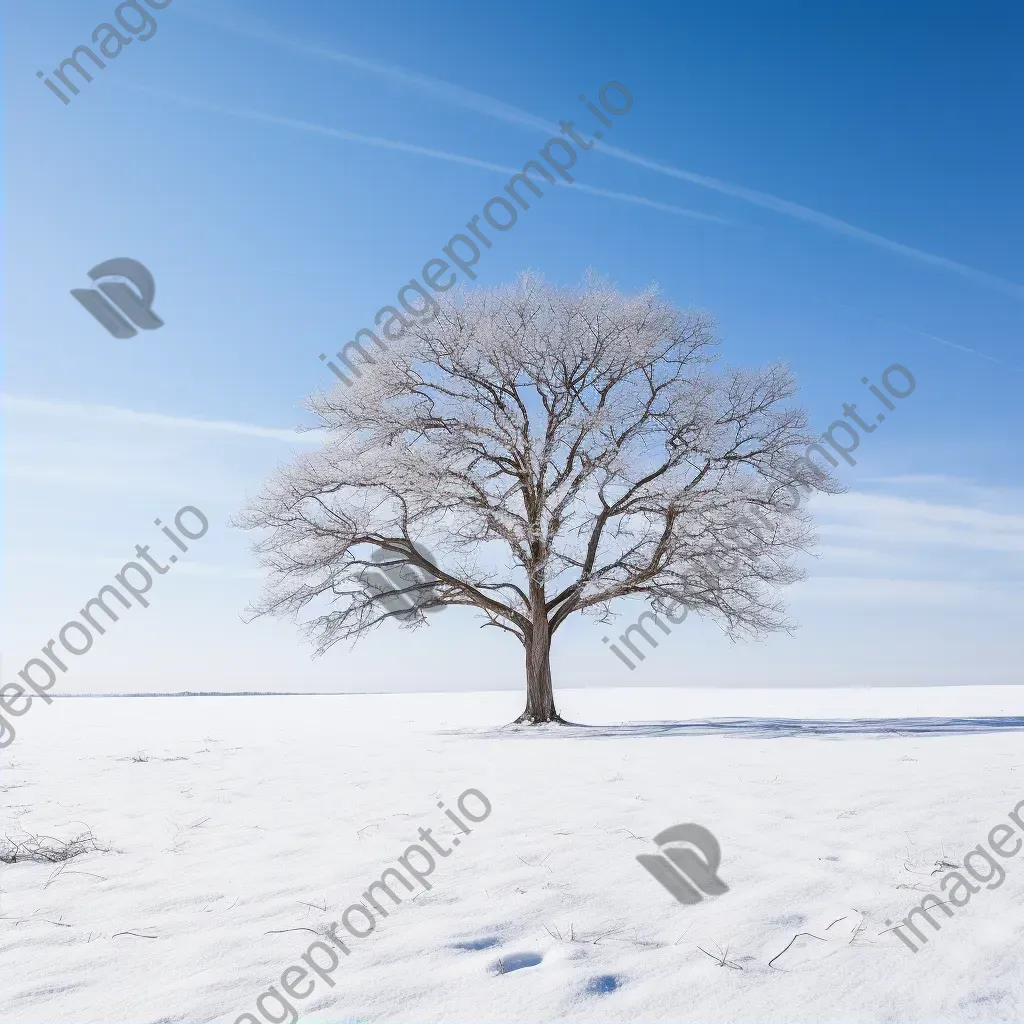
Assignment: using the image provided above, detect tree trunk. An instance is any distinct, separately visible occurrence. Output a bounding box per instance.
[516,633,559,723]
[514,589,565,724]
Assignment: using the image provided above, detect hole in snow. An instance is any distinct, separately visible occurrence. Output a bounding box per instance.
[453,936,500,951]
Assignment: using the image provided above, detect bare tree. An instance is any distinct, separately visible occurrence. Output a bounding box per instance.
[235,272,840,723]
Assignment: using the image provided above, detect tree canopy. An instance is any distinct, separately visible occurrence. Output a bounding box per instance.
[236,272,838,721]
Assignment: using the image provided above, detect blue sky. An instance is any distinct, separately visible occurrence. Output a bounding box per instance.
[3,0,1023,699]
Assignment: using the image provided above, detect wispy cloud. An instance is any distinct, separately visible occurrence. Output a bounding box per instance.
[794,575,1024,607]
[196,13,1024,301]
[813,488,1024,558]
[2,395,320,444]
[3,551,266,581]
[123,85,729,225]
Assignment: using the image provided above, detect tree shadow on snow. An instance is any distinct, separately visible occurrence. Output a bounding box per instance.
[455,716,1024,739]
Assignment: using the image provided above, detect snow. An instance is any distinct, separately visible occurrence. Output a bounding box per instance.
[3,687,1024,1023]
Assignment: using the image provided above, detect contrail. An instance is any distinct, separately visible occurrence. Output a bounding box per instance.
[122,85,728,224]
[896,325,1023,372]
[834,303,1023,371]
[186,11,1024,301]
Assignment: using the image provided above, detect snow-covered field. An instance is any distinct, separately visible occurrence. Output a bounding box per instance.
[3,687,1024,1023]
